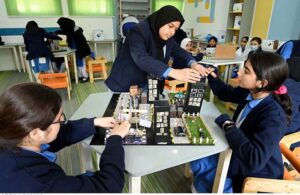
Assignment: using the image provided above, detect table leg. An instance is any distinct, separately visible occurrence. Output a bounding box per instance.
[25,59,33,82]
[112,42,115,61]
[72,53,78,84]
[209,89,214,102]
[12,46,21,72]
[18,46,26,72]
[64,56,72,90]
[212,149,232,193]
[94,43,97,56]
[129,175,141,193]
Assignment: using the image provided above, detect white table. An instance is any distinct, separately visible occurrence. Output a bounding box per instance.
[0,44,21,72]
[198,58,245,102]
[71,92,232,193]
[24,49,78,88]
[88,39,117,61]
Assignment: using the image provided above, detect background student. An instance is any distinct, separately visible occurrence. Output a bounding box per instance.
[56,17,91,82]
[105,5,209,92]
[247,37,263,59]
[172,38,204,69]
[190,52,292,193]
[206,36,218,48]
[0,83,130,193]
[236,36,250,59]
[23,21,62,75]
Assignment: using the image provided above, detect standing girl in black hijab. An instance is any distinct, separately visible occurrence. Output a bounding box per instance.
[106,5,209,92]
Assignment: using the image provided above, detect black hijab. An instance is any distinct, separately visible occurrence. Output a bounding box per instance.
[147,5,185,61]
[57,17,75,34]
[147,5,185,96]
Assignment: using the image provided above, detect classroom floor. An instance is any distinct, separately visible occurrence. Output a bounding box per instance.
[0,68,234,193]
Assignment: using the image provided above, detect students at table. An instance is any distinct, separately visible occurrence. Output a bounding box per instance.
[0,83,130,193]
[23,21,62,75]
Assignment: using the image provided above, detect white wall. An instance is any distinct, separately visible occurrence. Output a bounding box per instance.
[182,0,230,42]
[0,0,116,69]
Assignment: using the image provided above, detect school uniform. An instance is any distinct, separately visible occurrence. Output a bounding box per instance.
[0,118,125,193]
[105,6,196,92]
[23,28,61,61]
[236,45,251,59]
[191,76,287,192]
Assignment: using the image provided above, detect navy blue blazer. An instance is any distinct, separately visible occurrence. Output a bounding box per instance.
[23,28,61,60]
[208,76,287,192]
[105,20,195,92]
[0,119,125,193]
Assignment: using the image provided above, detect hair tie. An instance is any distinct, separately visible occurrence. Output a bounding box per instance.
[274,85,287,95]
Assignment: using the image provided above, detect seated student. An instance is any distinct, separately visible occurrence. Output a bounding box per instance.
[231,36,251,78]
[276,39,300,60]
[206,36,218,48]
[23,21,62,77]
[247,37,263,59]
[236,36,251,59]
[0,83,130,193]
[172,38,204,69]
[190,52,292,193]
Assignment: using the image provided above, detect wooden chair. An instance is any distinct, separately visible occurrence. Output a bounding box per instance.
[86,56,108,83]
[164,80,188,92]
[38,72,71,100]
[242,131,300,193]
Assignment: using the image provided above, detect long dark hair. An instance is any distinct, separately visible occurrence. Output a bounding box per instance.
[0,83,62,151]
[248,52,292,122]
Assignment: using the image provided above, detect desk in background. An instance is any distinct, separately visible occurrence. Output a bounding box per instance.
[199,58,245,102]
[0,44,21,72]
[71,92,232,193]
[88,39,117,61]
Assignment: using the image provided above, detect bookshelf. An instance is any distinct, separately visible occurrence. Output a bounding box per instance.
[225,0,255,44]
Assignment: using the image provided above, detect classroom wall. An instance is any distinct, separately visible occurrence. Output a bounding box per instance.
[182,0,230,43]
[250,0,273,39]
[0,0,117,69]
[268,0,300,41]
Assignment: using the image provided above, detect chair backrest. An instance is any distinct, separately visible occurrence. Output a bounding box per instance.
[242,131,300,193]
[38,72,71,100]
[287,57,300,82]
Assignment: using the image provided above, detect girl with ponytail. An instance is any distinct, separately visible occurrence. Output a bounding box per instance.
[189,52,292,193]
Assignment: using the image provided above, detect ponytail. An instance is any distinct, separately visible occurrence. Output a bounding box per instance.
[273,93,292,124]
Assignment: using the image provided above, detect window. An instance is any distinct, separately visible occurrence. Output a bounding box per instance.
[4,0,62,16]
[152,0,184,12]
[68,0,115,16]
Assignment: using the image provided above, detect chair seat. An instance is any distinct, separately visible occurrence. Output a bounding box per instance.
[41,77,68,89]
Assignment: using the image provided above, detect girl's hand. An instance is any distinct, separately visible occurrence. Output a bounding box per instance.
[94,117,116,128]
[168,68,201,83]
[190,63,210,77]
[207,67,217,78]
[110,121,130,138]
